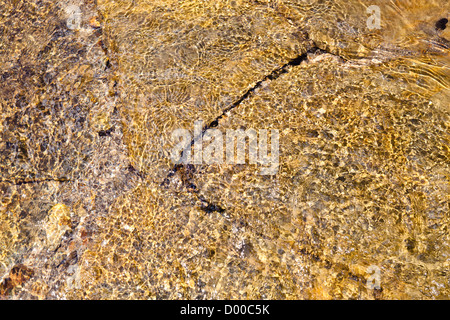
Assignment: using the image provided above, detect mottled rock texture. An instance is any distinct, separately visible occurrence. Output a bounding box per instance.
[0,0,449,299]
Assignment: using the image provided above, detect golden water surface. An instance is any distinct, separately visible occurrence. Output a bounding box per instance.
[0,0,449,299]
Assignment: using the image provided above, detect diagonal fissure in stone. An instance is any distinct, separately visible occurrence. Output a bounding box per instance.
[161,47,322,189]
[158,44,347,216]
[160,37,377,193]
[0,177,72,186]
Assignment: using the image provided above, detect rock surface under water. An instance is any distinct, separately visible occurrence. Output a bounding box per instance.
[0,0,449,299]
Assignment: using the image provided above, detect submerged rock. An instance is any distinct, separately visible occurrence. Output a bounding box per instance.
[0,0,448,299]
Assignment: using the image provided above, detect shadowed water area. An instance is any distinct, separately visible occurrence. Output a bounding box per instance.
[0,0,449,299]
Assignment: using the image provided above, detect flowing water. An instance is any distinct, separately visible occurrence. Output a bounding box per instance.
[0,0,449,299]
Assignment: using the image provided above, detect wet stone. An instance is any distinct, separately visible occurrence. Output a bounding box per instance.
[0,0,449,300]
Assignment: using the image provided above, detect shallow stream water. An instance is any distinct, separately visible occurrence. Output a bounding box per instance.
[0,0,448,299]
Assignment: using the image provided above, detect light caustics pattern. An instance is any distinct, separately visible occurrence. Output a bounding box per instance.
[0,0,449,299]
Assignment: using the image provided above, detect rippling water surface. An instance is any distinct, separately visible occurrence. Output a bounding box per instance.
[0,0,448,299]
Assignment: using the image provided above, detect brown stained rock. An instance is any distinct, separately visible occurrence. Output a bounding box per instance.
[0,265,34,298]
[89,16,102,29]
[9,265,34,287]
